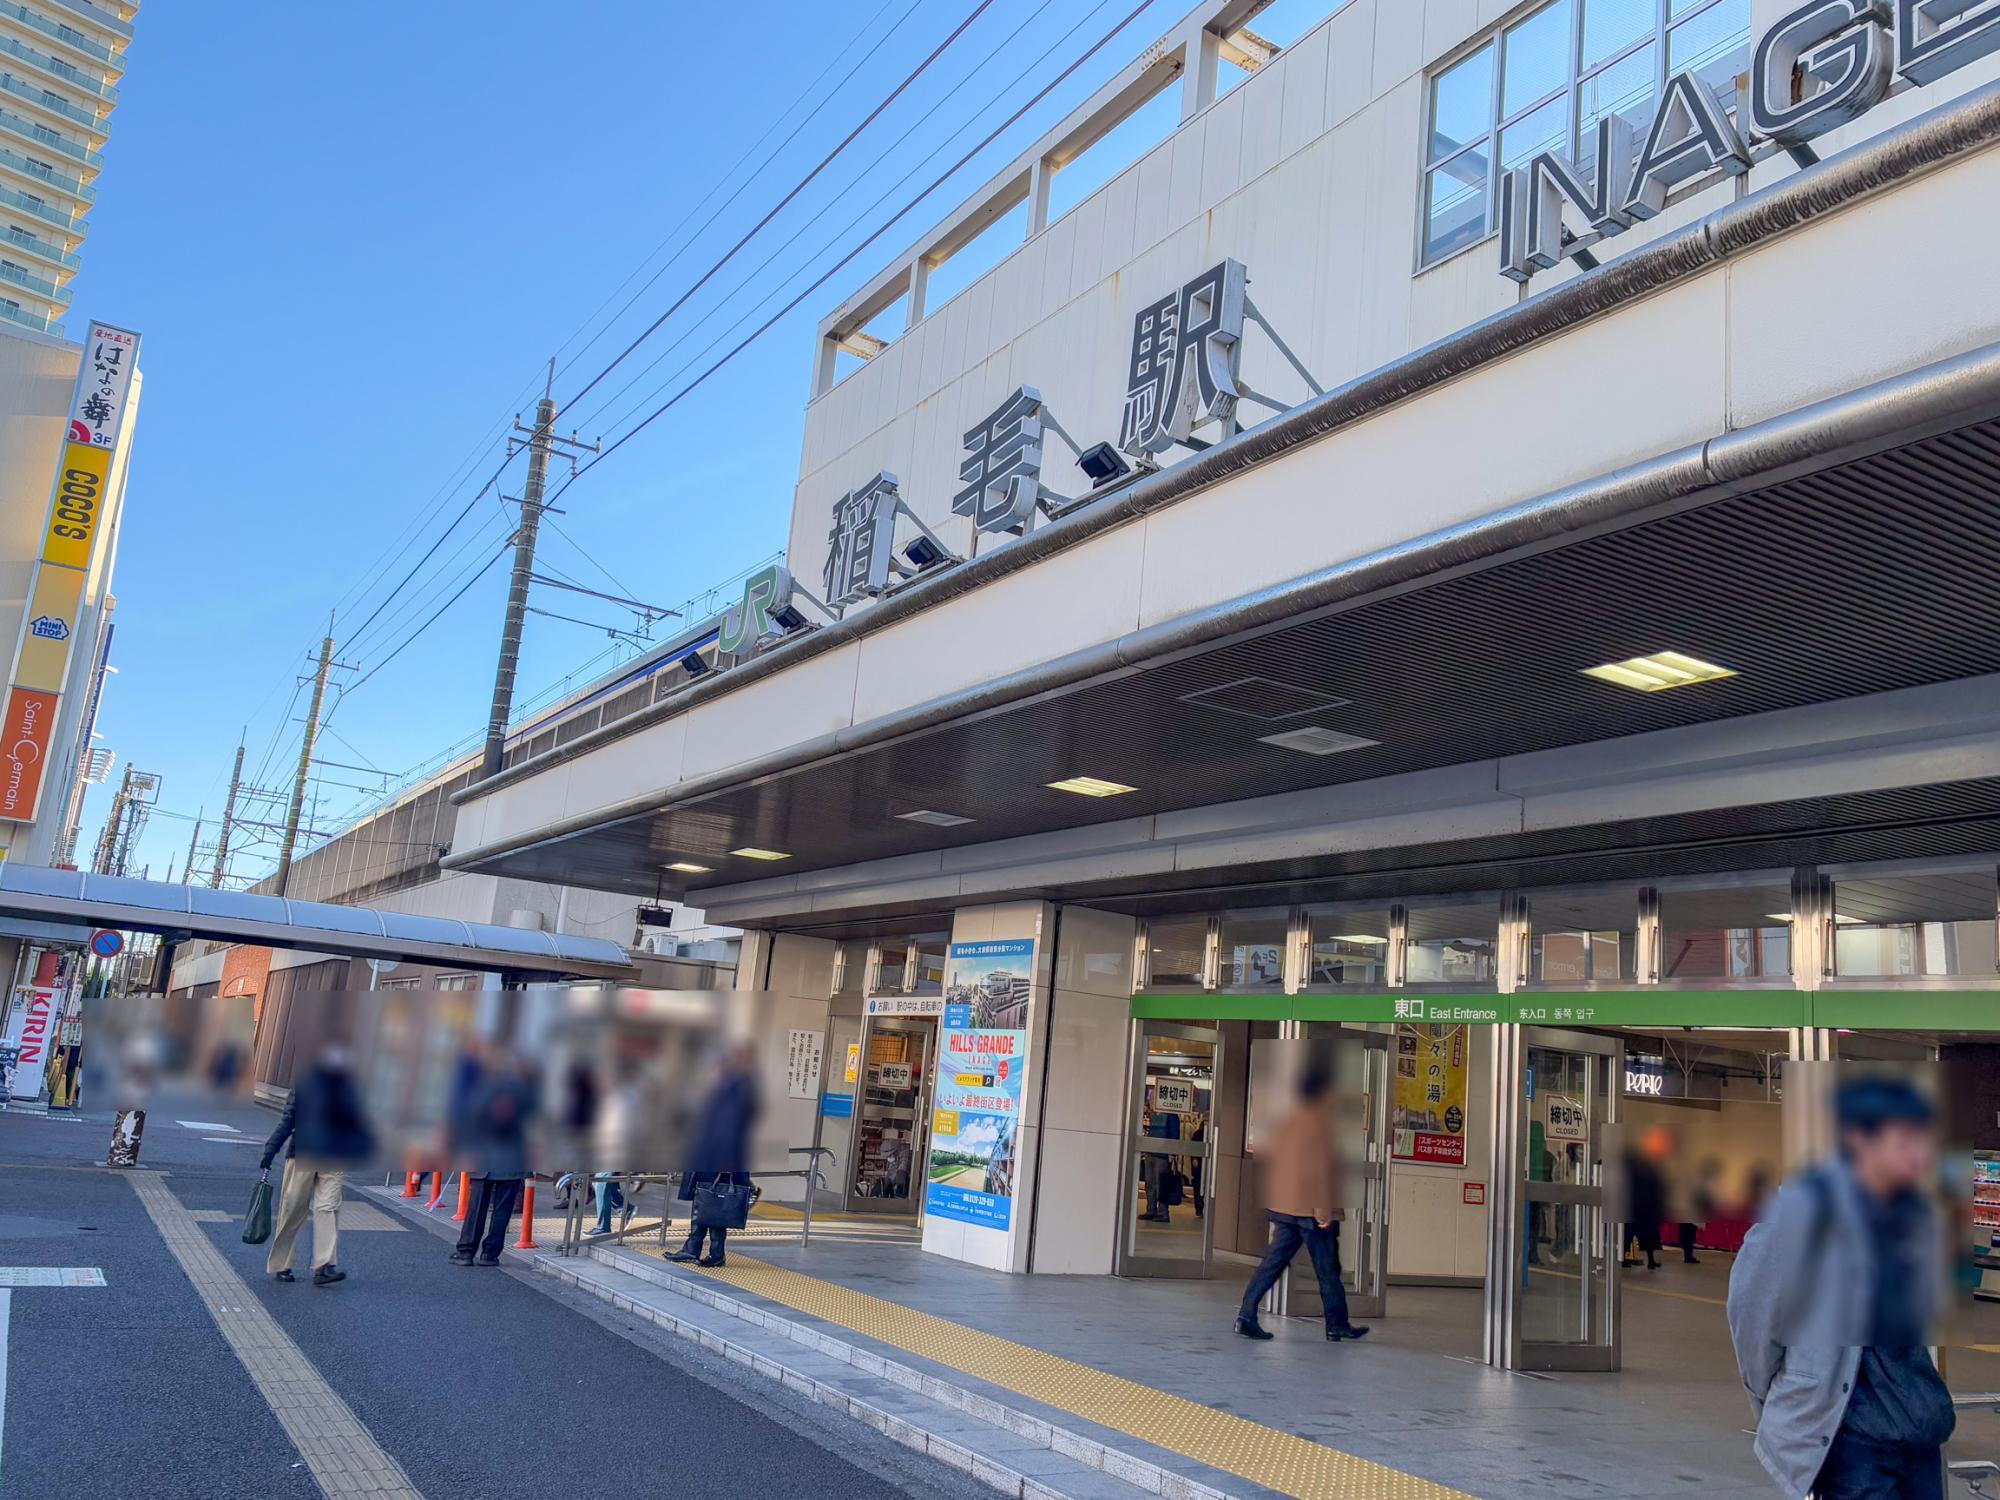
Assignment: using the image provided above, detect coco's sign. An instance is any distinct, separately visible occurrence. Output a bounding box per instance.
[1501,0,2000,284]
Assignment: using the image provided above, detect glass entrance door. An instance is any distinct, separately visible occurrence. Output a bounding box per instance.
[1264,1028,1392,1322]
[1117,1021,1220,1277]
[847,1016,935,1215]
[1518,1026,1621,1371]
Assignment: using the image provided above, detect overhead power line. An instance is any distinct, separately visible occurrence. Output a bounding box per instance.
[555,0,999,420]
[548,0,1162,507]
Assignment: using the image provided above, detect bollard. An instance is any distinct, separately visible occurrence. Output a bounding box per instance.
[453,1171,473,1222]
[514,1182,538,1250]
[402,1171,420,1198]
[426,1169,448,1212]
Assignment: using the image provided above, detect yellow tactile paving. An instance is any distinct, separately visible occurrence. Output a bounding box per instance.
[664,1251,1472,1500]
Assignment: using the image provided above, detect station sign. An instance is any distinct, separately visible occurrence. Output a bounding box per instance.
[1139,988,2000,1030]
[1503,0,2000,285]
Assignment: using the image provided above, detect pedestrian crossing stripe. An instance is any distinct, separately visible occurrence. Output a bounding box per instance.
[0,1267,104,1287]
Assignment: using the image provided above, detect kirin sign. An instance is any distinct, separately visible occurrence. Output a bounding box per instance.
[1501,0,2000,284]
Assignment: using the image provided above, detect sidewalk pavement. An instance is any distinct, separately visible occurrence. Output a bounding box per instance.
[372,1186,1791,1500]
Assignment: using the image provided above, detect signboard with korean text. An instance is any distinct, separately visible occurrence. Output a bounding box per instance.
[925,939,1034,1231]
[2,321,140,825]
[786,1027,824,1101]
[1392,1023,1469,1167]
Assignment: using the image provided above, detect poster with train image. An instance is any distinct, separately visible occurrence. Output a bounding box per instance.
[924,938,1033,1230]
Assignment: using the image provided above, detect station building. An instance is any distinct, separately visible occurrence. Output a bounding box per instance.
[441,0,2000,1373]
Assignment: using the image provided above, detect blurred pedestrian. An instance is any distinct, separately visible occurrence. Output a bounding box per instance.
[260,1038,374,1287]
[670,1041,760,1267]
[1233,1067,1368,1344]
[1622,1140,1666,1270]
[1728,1077,1952,1499]
[449,1049,540,1268]
[445,1034,488,1158]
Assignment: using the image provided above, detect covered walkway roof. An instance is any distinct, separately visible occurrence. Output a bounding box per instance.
[0,864,635,981]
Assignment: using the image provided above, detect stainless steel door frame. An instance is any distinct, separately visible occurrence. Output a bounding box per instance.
[1513,1025,1621,1372]
[1115,1019,1221,1279]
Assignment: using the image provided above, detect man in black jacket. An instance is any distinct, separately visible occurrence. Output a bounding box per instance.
[261,1040,374,1286]
[449,1049,540,1268]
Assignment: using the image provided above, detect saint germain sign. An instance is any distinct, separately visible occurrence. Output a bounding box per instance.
[1501,0,2000,284]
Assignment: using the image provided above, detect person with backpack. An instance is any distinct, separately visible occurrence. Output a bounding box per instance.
[1727,1077,1953,1498]
[260,1038,374,1287]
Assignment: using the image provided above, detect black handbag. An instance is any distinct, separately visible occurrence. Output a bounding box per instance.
[691,1173,757,1231]
[1159,1166,1186,1207]
[242,1169,274,1244]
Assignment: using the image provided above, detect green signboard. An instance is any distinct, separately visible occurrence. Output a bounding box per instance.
[1134,989,2000,1029]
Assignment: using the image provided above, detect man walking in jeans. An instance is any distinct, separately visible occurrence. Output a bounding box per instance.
[1234,1067,1368,1343]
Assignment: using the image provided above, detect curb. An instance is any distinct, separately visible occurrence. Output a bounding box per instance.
[549,1242,1243,1500]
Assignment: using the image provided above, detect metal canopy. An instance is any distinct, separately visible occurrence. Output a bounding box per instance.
[459,407,2000,909]
[0,864,634,980]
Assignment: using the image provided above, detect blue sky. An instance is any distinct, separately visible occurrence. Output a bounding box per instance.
[71,0,1335,881]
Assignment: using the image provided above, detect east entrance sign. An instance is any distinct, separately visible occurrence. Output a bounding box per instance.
[1501,0,2000,285]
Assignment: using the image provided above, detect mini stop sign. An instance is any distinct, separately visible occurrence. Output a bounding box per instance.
[88,929,121,958]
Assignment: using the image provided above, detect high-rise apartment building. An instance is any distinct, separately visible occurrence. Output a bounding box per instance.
[0,0,132,339]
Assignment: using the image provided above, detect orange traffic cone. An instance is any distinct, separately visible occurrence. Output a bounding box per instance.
[402,1171,420,1198]
[425,1170,447,1211]
[453,1171,472,1223]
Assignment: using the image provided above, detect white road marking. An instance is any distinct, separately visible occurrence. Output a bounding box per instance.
[0,1267,103,1287]
[126,1172,425,1498]
[0,1269,107,1480]
[176,1120,235,1132]
[202,1136,261,1145]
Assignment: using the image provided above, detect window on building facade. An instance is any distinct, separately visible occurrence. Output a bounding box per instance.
[1303,906,1392,988]
[1421,0,1750,267]
[873,940,911,994]
[1833,870,2000,980]
[1405,900,1501,985]
[1217,908,1287,990]
[1528,886,1638,983]
[1144,916,1209,989]
[1659,879,1791,980]
[910,934,947,994]
[834,937,870,997]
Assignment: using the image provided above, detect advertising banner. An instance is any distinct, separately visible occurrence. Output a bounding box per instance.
[0,685,59,822]
[925,939,1033,1231]
[6,984,57,1099]
[1392,1022,1468,1167]
[0,320,140,825]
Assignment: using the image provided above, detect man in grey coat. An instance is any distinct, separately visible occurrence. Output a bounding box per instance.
[1727,1078,1953,1499]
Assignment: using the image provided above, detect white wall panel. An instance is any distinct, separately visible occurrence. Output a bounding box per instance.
[848,521,1146,725]
[1279,19,1331,159]
[1133,272,1727,629]
[1728,151,2000,428]
[1324,0,1378,133]
[680,641,860,783]
[559,714,686,822]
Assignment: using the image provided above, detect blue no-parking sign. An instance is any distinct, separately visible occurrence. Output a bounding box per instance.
[88,929,121,959]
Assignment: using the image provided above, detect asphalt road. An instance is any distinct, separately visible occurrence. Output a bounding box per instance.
[0,1087,988,1500]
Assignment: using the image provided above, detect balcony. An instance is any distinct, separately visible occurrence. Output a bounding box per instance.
[0,104,99,168]
[0,224,76,268]
[36,0,128,43]
[0,178,78,232]
[0,254,66,301]
[0,67,104,131]
[0,5,117,68]
[0,294,61,336]
[0,138,88,198]
[0,32,114,102]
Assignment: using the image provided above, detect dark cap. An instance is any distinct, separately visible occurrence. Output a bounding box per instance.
[1836,1076,1934,1134]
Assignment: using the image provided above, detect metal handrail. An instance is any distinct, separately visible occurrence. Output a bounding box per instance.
[0,2,116,65]
[553,1147,836,1259]
[0,63,104,127]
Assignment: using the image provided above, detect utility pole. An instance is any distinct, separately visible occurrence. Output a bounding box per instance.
[182,810,201,885]
[275,631,334,897]
[481,359,598,778]
[211,741,243,887]
[93,763,132,874]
